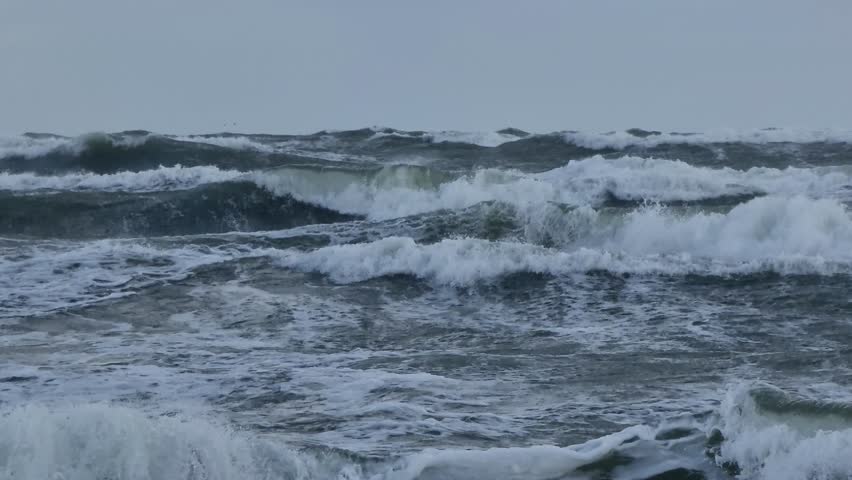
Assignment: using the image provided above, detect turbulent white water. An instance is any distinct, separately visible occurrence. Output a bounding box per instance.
[712,384,852,480]
[0,402,696,480]
[7,383,844,480]
[0,404,355,480]
[277,196,852,283]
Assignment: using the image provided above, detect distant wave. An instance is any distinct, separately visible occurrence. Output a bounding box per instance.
[0,165,245,192]
[563,127,852,149]
[369,128,525,147]
[171,134,276,152]
[0,132,150,160]
[6,128,852,176]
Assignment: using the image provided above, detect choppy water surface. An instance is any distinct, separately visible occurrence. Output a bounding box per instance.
[3,127,852,479]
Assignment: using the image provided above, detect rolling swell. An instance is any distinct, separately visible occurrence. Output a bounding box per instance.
[0,181,358,238]
[5,128,852,175]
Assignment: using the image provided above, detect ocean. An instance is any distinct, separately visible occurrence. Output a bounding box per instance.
[2,127,852,479]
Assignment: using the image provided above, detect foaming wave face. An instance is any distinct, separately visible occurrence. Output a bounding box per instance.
[607,195,852,260]
[277,196,852,284]
[251,157,852,221]
[711,384,852,480]
[0,404,357,480]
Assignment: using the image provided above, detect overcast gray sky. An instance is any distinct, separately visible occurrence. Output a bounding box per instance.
[1,1,850,135]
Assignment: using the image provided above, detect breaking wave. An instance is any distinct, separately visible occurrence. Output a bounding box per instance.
[0,402,706,480]
[8,383,849,480]
[277,196,852,284]
[710,383,852,480]
[255,157,852,220]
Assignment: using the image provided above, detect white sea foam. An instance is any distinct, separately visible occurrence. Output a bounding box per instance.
[564,128,852,149]
[0,403,358,480]
[536,156,852,204]
[0,165,246,192]
[277,196,852,283]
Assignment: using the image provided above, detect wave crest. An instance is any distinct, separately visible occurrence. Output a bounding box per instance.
[712,384,852,480]
[277,196,852,283]
[252,157,852,221]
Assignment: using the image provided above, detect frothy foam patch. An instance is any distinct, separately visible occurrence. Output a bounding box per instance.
[564,128,852,149]
[278,196,852,283]
[254,157,852,220]
[0,165,246,192]
[713,384,852,480]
